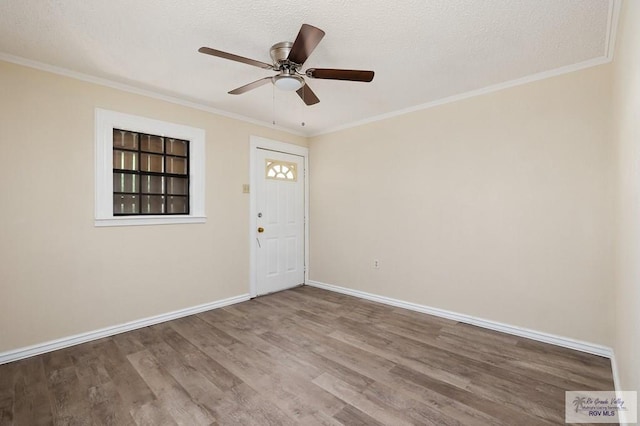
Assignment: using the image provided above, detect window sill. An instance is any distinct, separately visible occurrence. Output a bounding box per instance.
[94,216,207,227]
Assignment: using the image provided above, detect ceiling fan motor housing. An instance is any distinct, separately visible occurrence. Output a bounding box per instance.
[270,42,296,67]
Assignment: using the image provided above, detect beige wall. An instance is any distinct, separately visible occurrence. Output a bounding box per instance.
[612,0,640,392]
[0,61,305,353]
[309,65,614,345]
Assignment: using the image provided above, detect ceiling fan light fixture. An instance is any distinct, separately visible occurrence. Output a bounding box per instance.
[273,74,304,91]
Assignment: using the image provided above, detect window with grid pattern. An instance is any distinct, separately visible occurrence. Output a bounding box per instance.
[95,108,205,227]
[112,129,190,215]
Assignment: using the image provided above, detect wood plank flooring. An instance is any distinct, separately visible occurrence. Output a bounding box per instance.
[0,286,615,425]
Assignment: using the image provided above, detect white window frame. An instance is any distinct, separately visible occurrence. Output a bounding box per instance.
[95,108,206,227]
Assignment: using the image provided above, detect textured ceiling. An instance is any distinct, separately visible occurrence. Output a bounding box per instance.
[0,0,616,136]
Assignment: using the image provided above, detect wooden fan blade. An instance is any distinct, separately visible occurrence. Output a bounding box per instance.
[296,83,320,105]
[229,77,273,95]
[199,47,273,70]
[306,68,374,82]
[287,24,325,65]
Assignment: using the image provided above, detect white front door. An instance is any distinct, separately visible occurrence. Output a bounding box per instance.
[255,148,305,295]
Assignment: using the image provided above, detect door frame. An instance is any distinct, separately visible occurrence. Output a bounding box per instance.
[249,136,309,298]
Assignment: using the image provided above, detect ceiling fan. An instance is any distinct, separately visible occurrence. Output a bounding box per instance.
[198,24,374,106]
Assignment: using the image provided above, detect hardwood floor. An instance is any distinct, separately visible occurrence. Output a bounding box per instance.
[0,286,615,425]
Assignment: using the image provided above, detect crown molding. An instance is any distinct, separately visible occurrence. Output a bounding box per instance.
[311,0,621,138]
[0,0,620,139]
[0,52,306,138]
[311,56,611,137]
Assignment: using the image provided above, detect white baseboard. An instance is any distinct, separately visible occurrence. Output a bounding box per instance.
[611,352,633,426]
[306,280,613,359]
[610,351,623,393]
[0,293,250,365]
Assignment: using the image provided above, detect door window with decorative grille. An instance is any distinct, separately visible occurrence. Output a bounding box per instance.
[112,129,189,215]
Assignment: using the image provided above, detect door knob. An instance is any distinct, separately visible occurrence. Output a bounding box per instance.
[257,227,264,233]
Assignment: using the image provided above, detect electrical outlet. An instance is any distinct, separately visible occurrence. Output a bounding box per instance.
[242,184,250,193]
[373,259,380,269]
